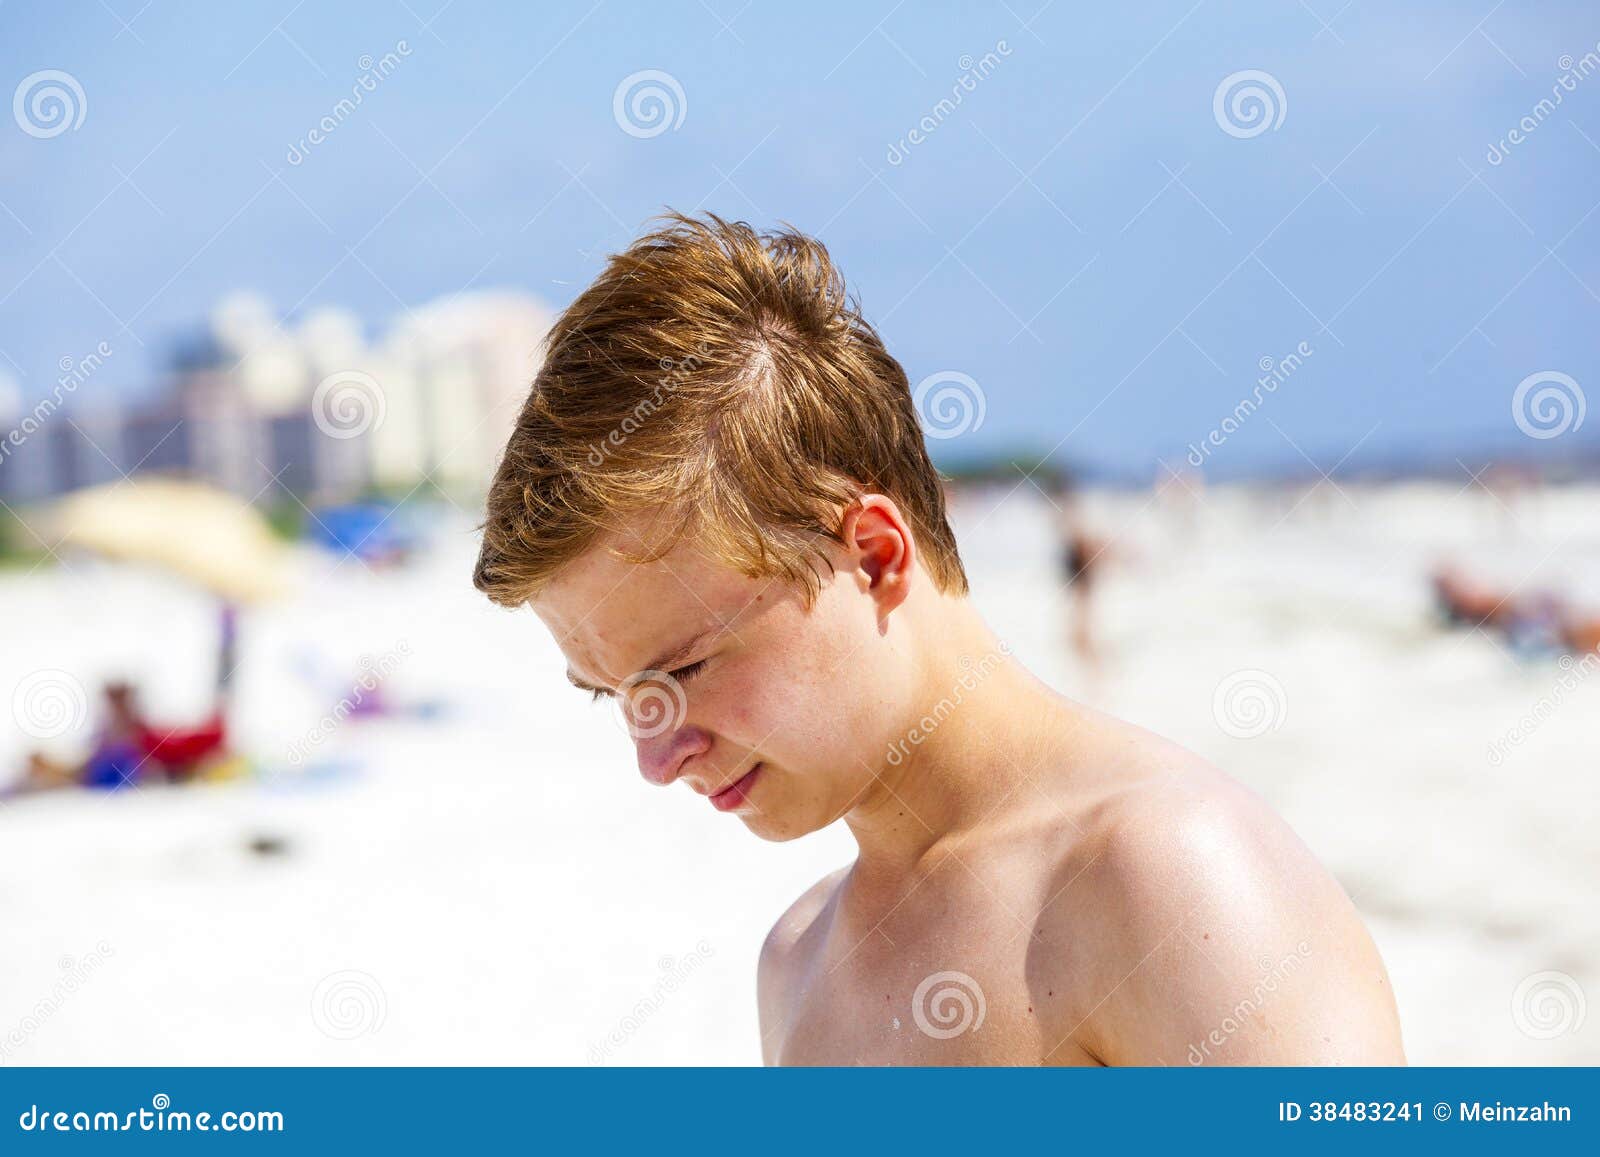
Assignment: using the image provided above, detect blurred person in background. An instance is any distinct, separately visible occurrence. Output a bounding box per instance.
[1430,564,1573,655]
[1053,486,1110,667]
[13,605,238,794]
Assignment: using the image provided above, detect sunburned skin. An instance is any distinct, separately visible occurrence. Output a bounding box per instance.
[529,496,1406,1066]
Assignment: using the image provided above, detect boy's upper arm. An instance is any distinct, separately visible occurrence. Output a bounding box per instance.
[756,866,847,1066]
[756,921,788,1066]
[1062,786,1404,1066]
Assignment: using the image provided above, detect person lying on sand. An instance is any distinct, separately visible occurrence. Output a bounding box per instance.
[1430,565,1580,654]
[472,212,1404,1066]
[16,681,230,794]
[1559,614,1600,657]
[17,682,147,794]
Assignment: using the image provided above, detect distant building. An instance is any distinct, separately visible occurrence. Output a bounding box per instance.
[0,289,553,508]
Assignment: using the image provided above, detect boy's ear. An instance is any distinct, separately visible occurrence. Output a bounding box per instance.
[840,495,915,615]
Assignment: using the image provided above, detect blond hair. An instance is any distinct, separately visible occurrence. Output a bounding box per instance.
[473,211,968,607]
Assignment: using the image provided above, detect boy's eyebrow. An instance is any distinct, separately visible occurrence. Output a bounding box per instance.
[564,626,718,694]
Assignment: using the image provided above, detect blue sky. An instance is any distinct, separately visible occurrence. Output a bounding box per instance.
[2,0,1597,479]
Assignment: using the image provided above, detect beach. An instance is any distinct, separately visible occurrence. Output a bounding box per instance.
[1,481,1596,1065]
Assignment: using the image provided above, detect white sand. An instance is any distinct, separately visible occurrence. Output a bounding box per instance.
[1,482,1596,1065]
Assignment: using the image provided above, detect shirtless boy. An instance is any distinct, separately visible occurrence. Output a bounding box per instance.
[473,213,1404,1066]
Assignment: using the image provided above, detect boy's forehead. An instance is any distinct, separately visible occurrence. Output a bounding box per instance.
[537,537,731,625]
[528,523,754,682]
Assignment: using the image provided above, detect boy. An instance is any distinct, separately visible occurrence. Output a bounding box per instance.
[473,213,1404,1065]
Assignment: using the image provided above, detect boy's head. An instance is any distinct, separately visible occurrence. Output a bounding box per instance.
[474,212,969,840]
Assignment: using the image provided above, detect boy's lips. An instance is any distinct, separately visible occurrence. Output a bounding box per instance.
[709,763,762,812]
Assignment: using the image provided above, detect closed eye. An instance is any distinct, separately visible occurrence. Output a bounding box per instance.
[669,658,709,685]
[587,659,710,703]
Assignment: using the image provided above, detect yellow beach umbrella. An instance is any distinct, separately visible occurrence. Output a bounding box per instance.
[48,477,292,603]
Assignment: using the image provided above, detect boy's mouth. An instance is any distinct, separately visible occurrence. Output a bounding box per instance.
[709,763,762,813]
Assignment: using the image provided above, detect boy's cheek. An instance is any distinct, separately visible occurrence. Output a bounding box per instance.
[742,695,799,742]
[725,698,755,733]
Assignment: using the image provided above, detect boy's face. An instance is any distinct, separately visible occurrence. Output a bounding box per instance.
[529,508,915,842]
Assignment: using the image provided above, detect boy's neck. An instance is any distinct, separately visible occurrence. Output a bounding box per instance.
[842,597,1079,879]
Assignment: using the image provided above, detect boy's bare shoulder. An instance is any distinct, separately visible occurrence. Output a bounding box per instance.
[760,865,847,971]
[756,865,848,1062]
[1040,732,1403,1064]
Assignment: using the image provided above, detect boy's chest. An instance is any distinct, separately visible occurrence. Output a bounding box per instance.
[769,890,1102,1066]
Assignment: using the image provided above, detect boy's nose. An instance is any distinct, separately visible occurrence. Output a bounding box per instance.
[634,724,711,787]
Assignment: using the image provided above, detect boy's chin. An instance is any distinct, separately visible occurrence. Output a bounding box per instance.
[739,810,824,844]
